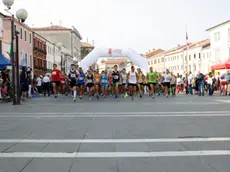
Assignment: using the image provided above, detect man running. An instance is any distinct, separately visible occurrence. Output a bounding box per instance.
[127,66,138,100]
[111,65,120,99]
[68,64,79,102]
[121,68,128,98]
[78,67,85,99]
[50,64,62,98]
[147,67,158,99]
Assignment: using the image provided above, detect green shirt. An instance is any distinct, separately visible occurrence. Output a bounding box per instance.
[148,72,158,83]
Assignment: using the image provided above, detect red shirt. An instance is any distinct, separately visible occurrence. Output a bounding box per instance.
[51,69,61,81]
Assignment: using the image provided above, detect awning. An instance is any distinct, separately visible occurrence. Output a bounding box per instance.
[211,58,230,70]
[0,53,11,70]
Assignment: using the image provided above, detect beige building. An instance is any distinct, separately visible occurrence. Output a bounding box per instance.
[146,49,165,72]
[33,25,82,62]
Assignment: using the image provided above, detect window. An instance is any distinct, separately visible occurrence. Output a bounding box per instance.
[189,65,191,71]
[25,53,27,65]
[177,56,179,60]
[154,59,157,64]
[24,30,27,41]
[148,61,150,65]
[203,53,205,59]
[177,65,179,70]
[14,25,16,36]
[189,55,191,61]
[194,54,196,58]
[20,28,22,39]
[151,60,153,65]
[29,33,32,43]
[228,28,230,39]
[161,58,164,63]
[30,55,32,68]
[158,59,160,63]
[214,32,220,41]
[199,53,201,59]
[181,65,183,70]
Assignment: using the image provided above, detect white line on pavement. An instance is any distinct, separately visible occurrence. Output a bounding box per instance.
[0,113,230,118]
[1,137,230,143]
[1,151,230,158]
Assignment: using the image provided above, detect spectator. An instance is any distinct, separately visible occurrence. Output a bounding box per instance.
[20,66,29,100]
[42,74,50,96]
[36,75,42,94]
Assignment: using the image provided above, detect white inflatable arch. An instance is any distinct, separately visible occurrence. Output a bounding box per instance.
[79,48,148,74]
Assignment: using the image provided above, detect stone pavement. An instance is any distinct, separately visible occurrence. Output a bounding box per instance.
[0,95,230,172]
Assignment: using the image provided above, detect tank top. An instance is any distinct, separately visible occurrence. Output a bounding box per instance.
[78,72,85,84]
[112,71,119,82]
[95,74,101,84]
[129,71,137,84]
[121,73,127,83]
[101,75,108,84]
[87,75,93,84]
[137,73,143,83]
[68,70,77,81]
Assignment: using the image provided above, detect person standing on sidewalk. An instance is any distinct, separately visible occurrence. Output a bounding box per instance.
[42,74,50,97]
[36,76,42,94]
[197,71,205,96]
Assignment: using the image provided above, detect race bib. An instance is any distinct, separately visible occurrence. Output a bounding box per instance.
[71,74,75,78]
[102,79,107,83]
[61,81,65,84]
[52,71,56,75]
[96,78,100,82]
[88,79,92,83]
[79,77,84,80]
[114,75,118,80]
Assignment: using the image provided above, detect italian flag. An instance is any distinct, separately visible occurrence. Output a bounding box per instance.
[9,44,13,63]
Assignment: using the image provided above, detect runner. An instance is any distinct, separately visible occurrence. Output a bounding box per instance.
[67,64,78,102]
[170,72,176,96]
[164,69,171,98]
[85,70,94,100]
[101,70,109,98]
[78,67,85,99]
[94,69,101,100]
[50,64,62,98]
[127,66,138,100]
[111,65,120,99]
[147,67,158,99]
[137,68,144,98]
[120,68,128,98]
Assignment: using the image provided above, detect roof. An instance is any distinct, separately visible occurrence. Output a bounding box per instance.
[164,44,187,56]
[206,20,230,31]
[146,49,165,58]
[32,25,72,31]
[189,39,210,49]
[81,42,94,48]
[104,59,127,65]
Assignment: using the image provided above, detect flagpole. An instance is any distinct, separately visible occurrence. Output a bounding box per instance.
[11,15,16,105]
[186,26,189,73]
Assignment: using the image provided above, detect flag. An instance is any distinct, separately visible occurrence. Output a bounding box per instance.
[186,27,189,46]
[9,44,13,63]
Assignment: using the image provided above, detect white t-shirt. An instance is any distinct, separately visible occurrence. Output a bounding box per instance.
[42,76,50,83]
[129,71,137,84]
[36,77,42,86]
[164,74,171,83]
[170,76,176,84]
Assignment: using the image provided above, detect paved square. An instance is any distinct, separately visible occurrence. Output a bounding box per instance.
[0,95,230,171]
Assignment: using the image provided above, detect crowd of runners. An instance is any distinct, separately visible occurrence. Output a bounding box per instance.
[1,63,230,102]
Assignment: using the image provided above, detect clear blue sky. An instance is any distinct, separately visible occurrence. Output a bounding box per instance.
[1,0,230,53]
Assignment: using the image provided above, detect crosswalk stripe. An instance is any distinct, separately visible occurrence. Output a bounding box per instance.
[1,137,230,143]
[1,151,230,158]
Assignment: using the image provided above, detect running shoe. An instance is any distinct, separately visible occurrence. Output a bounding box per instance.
[124,93,128,98]
[79,96,82,100]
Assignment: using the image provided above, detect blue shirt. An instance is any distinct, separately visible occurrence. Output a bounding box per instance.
[101,75,108,84]
[78,72,85,84]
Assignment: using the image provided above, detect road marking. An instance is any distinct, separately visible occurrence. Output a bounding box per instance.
[1,137,230,143]
[0,111,230,118]
[0,113,230,118]
[1,151,230,158]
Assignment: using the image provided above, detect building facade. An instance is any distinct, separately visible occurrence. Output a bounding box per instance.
[3,16,33,67]
[46,41,62,71]
[33,32,47,76]
[146,49,165,72]
[206,20,230,64]
[80,42,95,69]
[33,25,82,62]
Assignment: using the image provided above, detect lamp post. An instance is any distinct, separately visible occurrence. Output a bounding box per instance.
[2,0,28,105]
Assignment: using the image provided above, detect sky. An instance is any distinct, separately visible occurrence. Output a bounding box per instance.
[1,0,230,53]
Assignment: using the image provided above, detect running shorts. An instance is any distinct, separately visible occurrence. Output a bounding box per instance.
[164,82,170,88]
[87,83,94,88]
[128,83,137,87]
[52,81,60,86]
[112,82,119,87]
[70,80,77,88]
[102,83,108,87]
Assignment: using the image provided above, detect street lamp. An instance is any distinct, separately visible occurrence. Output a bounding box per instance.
[2,0,28,105]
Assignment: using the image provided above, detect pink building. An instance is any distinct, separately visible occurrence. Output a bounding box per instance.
[3,16,33,68]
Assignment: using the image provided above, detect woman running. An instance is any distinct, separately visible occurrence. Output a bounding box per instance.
[164,69,171,98]
[94,69,101,99]
[101,70,109,98]
[120,68,128,98]
[111,65,120,99]
[85,70,94,100]
[137,68,144,98]
[147,67,158,99]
